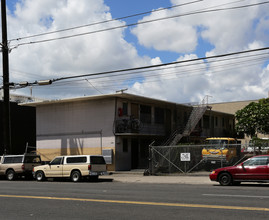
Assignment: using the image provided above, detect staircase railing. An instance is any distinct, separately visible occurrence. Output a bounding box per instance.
[163,97,208,146]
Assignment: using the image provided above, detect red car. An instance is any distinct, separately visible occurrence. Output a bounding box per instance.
[209,155,269,186]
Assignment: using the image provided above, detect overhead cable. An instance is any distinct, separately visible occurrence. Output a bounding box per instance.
[9,0,204,42]
[50,47,269,83]
[49,54,269,88]
[10,1,269,48]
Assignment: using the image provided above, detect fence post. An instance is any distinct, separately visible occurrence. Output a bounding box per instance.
[169,146,171,173]
[147,141,155,175]
[184,147,187,173]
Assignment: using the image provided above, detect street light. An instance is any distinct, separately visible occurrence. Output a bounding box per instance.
[37,80,52,85]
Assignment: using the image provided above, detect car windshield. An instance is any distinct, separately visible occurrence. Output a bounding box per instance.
[50,157,63,165]
[205,140,228,150]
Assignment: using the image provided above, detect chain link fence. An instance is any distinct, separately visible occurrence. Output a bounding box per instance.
[146,143,269,175]
[147,145,204,175]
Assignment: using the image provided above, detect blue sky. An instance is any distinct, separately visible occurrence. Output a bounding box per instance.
[104,0,179,63]
[2,0,269,103]
[103,0,213,62]
[6,0,17,11]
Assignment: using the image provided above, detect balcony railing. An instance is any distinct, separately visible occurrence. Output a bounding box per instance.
[114,116,166,135]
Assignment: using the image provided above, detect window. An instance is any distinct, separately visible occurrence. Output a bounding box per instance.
[155,107,164,124]
[229,140,236,145]
[140,105,151,123]
[50,157,63,165]
[122,103,128,115]
[243,156,269,166]
[205,140,228,150]
[66,157,87,164]
[203,115,210,129]
[123,138,128,152]
[24,156,41,163]
[215,117,218,127]
[90,156,106,164]
[3,156,23,164]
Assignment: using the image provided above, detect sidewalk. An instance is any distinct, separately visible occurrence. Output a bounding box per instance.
[100,170,213,185]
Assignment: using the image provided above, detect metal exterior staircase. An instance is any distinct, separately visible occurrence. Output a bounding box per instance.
[163,97,208,146]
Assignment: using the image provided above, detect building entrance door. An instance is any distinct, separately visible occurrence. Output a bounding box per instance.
[131,139,139,169]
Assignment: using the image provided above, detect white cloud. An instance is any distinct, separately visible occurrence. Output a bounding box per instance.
[129,0,269,103]
[2,0,269,103]
[6,0,150,98]
[131,7,197,53]
[150,57,162,65]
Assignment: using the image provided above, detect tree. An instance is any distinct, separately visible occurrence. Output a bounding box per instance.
[235,98,269,138]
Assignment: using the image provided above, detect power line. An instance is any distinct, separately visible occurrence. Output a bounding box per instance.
[46,53,268,91]
[84,78,103,94]
[10,1,269,48]
[50,47,269,83]
[48,53,269,88]
[9,0,204,42]
[6,46,268,91]
[6,47,269,92]
[83,51,269,81]
[29,53,267,93]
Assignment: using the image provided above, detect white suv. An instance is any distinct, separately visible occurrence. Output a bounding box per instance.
[33,155,107,182]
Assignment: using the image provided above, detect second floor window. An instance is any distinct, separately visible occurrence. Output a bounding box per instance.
[155,107,164,124]
[122,103,128,115]
[140,105,151,123]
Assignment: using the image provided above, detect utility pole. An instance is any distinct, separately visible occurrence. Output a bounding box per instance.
[1,0,11,154]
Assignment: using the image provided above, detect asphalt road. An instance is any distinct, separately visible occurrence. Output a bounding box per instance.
[0,177,269,220]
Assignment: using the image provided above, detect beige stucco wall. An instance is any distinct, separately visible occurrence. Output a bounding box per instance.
[36,98,116,170]
[209,100,258,115]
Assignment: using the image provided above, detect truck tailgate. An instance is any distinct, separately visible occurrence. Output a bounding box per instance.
[91,164,106,172]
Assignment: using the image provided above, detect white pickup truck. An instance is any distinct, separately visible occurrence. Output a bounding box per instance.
[0,154,42,180]
[33,155,107,182]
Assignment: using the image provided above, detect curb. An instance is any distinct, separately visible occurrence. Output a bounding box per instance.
[110,171,210,177]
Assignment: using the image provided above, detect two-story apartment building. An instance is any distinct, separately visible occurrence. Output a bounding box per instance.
[23,93,235,171]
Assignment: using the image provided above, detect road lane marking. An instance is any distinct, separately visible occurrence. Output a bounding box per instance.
[203,194,269,199]
[0,194,269,212]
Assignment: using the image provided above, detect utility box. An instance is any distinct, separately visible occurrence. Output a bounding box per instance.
[102,149,113,164]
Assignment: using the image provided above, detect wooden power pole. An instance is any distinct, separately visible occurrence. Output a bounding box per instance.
[1,0,11,154]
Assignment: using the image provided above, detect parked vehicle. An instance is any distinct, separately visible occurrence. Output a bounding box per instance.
[209,155,269,186]
[202,137,241,170]
[241,138,269,156]
[0,154,42,180]
[33,155,107,182]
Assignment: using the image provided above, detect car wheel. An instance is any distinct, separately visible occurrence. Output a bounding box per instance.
[6,170,16,181]
[71,171,81,182]
[219,173,232,186]
[36,171,46,181]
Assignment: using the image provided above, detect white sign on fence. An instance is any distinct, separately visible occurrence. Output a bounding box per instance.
[180,153,191,161]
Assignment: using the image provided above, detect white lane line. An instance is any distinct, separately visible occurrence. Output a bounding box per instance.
[203,194,269,199]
